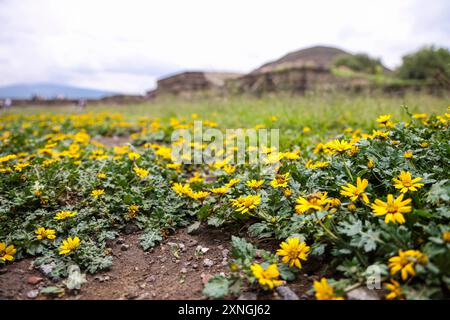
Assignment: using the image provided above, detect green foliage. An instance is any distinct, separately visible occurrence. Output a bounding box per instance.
[334,53,383,74]
[396,46,450,82]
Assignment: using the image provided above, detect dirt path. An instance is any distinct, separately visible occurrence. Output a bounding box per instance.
[0,225,320,300]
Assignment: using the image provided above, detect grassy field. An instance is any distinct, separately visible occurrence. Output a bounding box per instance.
[10,92,449,147]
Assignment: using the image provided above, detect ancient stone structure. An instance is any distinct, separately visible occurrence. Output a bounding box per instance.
[148,71,242,97]
[226,66,367,95]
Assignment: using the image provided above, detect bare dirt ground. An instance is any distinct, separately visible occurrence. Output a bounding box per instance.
[0,225,322,300]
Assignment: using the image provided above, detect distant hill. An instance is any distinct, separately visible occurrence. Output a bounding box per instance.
[252,46,352,74]
[0,83,117,99]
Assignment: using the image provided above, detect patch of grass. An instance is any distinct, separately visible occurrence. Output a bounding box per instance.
[10,93,448,146]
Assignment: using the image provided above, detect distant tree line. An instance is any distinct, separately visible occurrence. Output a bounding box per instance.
[333,46,450,84]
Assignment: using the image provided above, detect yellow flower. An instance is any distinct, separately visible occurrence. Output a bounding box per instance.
[230,195,261,214]
[371,194,412,224]
[282,150,300,160]
[376,114,393,127]
[210,186,229,195]
[367,159,374,169]
[393,171,424,193]
[127,152,140,160]
[384,279,403,300]
[225,178,240,188]
[35,227,56,240]
[223,165,236,174]
[305,159,329,169]
[188,191,210,200]
[54,211,77,220]
[188,172,204,184]
[347,202,357,212]
[313,278,344,300]
[327,139,353,154]
[97,172,106,179]
[250,263,283,290]
[0,242,16,262]
[276,238,310,269]
[270,172,289,188]
[128,204,139,218]
[388,249,426,281]
[172,182,192,196]
[443,231,450,242]
[403,151,413,159]
[295,192,329,214]
[284,188,293,198]
[133,166,149,178]
[14,162,30,172]
[246,179,264,189]
[420,141,429,148]
[370,130,390,140]
[59,236,80,255]
[91,189,105,198]
[329,198,341,208]
[303,127,311,134]
[166,163,181,171]
[340,177,369,203]
[413,113,427,119]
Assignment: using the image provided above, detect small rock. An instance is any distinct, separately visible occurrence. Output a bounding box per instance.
[188,239,198,247]
[146,275,156,282]
[125,290,139,300]
[0,268,7,274]
[347,287,380,300]
[217,245,224,250]
[276,286,299,300]
[184,262,191,266]
[222,249,229,257]
[139,283,146,289]
[196,245,209,254]
[51,277,60,283]
[200,273,212,284]
[120,244,130,251]
[26,289,39,299]
[136,292,151,300]
[192,263,198,269]
[180,267,188,274]
[27,276,43,285]
[116,238,125,245]
[124,223,139,235]
[203,258,214,267]
[39,262,56,276]
[179,243,186,252]
[160,257,167,263]
[237,292,257,300]
[134,267,139,271]
[94,275,110,282]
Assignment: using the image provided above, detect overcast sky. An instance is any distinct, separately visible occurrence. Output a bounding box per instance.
[0,0,449,94]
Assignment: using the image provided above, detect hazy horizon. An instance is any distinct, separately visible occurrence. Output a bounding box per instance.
[1,0,449,94]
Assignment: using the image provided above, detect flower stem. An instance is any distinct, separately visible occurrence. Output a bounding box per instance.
[341,155,354,182]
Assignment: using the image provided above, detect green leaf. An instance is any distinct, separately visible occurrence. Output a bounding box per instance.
[187,221,201,234]
[197,205,212,221]
[278,263,296,281]
[231,236,256,261]
[139,229,163,250]
[207,216,225,227]
[203,275,229,298]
